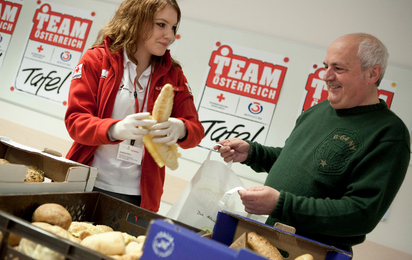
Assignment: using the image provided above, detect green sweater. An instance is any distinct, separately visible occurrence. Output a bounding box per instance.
[243,100,410,250]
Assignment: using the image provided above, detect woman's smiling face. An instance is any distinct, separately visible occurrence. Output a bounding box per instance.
[138,4,178,58]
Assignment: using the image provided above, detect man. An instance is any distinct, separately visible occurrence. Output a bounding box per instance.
[214,33,410,252]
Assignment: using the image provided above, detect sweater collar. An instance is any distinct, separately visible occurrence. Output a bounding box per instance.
[335,99,388,115]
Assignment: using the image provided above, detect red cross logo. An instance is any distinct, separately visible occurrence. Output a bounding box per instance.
[37,45,44,53]
[217,93,225,102]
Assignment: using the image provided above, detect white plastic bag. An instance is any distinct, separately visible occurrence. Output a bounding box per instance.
[166,148,248,231]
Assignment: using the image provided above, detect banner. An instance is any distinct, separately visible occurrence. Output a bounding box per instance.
[14,1,94,105]
[0,0,23,69]
[299,63,396,113]
[197,42,289,149]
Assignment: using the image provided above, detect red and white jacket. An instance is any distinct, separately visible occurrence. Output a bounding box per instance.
[65,37,204,212]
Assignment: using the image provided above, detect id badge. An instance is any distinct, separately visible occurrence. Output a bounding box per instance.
[117,142,143,165]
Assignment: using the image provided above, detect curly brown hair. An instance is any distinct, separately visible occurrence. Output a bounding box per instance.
[93,0,181,67]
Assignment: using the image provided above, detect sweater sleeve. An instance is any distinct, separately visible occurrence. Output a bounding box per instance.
[242,141,283,173]
[270,138,410,238]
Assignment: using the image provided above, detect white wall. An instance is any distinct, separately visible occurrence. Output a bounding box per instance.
[1,0,411,257]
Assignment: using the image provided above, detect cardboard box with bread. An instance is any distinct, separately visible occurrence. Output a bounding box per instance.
[0,137,97,194]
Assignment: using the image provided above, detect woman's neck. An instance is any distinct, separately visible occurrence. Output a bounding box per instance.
[134,46,152,79]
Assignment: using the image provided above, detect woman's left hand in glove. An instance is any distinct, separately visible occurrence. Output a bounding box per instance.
[150,118,187,146]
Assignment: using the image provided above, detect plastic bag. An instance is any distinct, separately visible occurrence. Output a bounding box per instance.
[166,149,249,231]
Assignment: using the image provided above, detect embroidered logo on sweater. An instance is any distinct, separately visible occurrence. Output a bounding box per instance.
[314,129,362,175]
[72,64,83,79]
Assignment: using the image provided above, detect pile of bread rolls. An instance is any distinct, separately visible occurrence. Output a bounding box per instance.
[4,203,145,260]
[229,231,313,260]
[0,158,45,183]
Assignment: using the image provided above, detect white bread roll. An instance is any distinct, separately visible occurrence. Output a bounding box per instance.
[80,231,125,256]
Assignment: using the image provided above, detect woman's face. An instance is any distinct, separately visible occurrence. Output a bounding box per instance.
[138,4,178,58]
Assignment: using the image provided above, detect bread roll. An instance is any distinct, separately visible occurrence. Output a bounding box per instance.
[247,232,284,260]
[32,203,72,230]
[110,251,143,260]
[81,231,125,256]
[0,158,10,164]
[19,222,80,260]
[125,241,143,254]
[68,221,114,240]
[7,232,21,246]
[24,166,45,182]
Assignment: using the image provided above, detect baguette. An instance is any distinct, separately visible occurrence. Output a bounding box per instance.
[247,232,284,260]
[143,83,181,170]
[294,254,314,260]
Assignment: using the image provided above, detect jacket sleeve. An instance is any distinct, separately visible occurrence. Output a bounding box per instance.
[172,72,205,149]
[64,48,121,146]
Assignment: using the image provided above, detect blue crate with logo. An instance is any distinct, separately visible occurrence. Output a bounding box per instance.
[142,211,352,260]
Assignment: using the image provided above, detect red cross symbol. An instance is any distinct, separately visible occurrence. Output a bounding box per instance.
[37,45,44,53]
[217,93,225,102]
[75,66,80,73]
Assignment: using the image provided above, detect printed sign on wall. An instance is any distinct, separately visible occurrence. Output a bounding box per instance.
[14,1,94,105]
[197,42,289,149]
[299,63,397,114]
[0,0,23,69]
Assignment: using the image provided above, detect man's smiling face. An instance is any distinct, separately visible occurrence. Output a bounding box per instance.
[322,35,374,109]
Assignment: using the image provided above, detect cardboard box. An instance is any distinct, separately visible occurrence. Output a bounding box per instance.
[0,192,201,260]
[213,211,353,260]
[0,136,97,193]
[142,211,353,260]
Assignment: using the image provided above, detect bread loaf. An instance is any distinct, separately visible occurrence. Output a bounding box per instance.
[247,232,284,260]
[143,83,181,170]
[294,254,314,260]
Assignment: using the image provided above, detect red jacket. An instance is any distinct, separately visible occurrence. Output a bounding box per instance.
[65,37,204,212]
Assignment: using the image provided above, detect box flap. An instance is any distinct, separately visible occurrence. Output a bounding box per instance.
[0,164,28,182]
[85,167,98,191]
[66,167,89,182]
[0,182,87,194]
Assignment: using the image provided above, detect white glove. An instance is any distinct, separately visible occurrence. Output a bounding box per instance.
[149,118,187,146]
[108,112,156,141]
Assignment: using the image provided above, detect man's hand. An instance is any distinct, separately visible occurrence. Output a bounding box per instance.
[238,186,280,215]
[213,138,250,163]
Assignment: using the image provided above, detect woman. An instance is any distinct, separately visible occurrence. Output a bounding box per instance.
[64,0,204,212]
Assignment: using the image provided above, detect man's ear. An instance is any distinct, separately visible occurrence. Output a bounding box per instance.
[368,64,382,84]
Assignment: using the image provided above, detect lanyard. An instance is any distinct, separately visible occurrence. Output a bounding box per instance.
[133,69,153,113]
[130,69,152,146]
